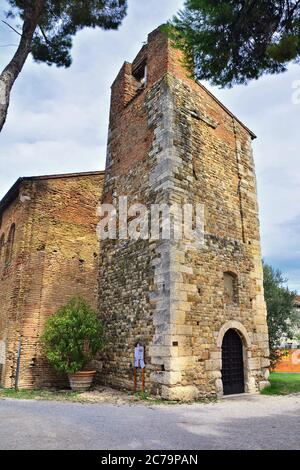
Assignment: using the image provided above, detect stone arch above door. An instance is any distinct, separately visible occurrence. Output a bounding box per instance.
[217,320,252,349]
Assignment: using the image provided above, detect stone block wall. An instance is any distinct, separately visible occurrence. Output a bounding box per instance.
[98,27,270,399]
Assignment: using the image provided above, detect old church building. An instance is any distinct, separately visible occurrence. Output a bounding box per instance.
[0,27,270,399]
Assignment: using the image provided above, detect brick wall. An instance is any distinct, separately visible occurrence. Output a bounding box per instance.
[0,173,103,389]
[0,187,30,388]
[274,350,300,373]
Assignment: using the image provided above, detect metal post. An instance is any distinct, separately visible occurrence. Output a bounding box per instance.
[141,368,145,393]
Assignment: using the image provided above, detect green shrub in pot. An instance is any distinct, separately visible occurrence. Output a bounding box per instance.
[41,297,104,390]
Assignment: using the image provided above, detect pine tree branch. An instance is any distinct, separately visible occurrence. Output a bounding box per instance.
[39,25,51,46]
[1,20,22,37]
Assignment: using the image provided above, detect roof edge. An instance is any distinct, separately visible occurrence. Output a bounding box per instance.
[196,81,257,139]
[23,170,105,181]
[0,170,105,216]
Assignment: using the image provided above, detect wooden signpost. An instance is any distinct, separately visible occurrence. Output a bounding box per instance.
[134,343,145,393]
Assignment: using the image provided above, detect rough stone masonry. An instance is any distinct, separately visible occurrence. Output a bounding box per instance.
[98,27,270,400]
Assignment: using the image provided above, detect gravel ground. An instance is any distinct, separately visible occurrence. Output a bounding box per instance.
[0,393,299,450]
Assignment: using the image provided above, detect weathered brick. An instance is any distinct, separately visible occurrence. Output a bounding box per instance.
[0,172,103,389]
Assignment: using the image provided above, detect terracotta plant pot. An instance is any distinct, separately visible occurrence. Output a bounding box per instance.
[68,371,96,392]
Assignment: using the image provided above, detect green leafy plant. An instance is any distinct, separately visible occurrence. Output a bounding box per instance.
[263,262,297,368]
[41,298,104,374]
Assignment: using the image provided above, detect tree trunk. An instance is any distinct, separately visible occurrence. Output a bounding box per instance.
[0,1,44,133]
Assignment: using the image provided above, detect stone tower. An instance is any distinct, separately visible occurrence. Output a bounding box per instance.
[98,27,270,400]
[0,172,103,389]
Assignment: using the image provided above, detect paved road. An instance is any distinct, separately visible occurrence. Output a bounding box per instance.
[0,394,299,450]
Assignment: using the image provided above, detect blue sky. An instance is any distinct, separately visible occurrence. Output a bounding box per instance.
[0,0,299,292]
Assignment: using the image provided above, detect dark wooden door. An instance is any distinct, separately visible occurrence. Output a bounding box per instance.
[222,329,245,395]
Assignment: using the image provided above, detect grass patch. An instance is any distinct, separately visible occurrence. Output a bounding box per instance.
[261,373,300,396]
[0,388,81,402]
[134,391,150,401]
[133,391,176,405]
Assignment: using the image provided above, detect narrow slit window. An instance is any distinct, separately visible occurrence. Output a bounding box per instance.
[5,224,15,265]
[133,61,147,87]
[0,234,5,265]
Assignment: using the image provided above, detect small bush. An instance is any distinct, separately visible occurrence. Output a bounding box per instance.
[41,298,104,374]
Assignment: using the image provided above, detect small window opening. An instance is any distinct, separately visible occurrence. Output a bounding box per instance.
[133,61,147,87]
[224,272,239,305]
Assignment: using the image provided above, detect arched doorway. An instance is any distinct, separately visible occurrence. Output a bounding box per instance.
[222,329,245,395]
